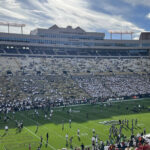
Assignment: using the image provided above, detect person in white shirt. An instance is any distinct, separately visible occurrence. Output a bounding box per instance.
[65,133,68,146]
[5,125,8,132]
[49,113,52,119]
[92,128,95,135]
[69,108,72,113]
[92,136,95,147]
[69,119,71,128]
[45,114,47,119]
[77,128,80,141]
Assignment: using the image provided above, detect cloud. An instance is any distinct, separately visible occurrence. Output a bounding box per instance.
[123,0,150,7]
[0,8,27,20]
[0,0,145,39]
[146,13,150,19]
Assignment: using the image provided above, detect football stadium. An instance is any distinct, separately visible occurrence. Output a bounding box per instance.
[0,24,150,150]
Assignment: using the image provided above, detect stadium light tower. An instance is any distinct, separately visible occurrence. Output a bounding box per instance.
[108,30,134,40]
[0,22,26,34]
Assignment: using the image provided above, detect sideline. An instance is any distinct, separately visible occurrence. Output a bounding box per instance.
[54,98,150,109]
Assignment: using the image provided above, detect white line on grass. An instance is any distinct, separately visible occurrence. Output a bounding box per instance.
[3,146,6,150]
[24,127,56,150]
[20,113,79,147]
[20,113,64,139]
[138,124,144,126]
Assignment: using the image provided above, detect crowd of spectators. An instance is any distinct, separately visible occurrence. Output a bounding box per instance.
[0,74,89,113]
[0,57,150,112]
[74,74,150,98]
[0,57,150,75]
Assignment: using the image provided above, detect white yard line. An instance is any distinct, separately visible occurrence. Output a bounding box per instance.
[24,126,56,150]
[20,113,79,147]
[85,144,92,148]
[3,146,6,150]
[138,123,144,126]
[20,113,64,139]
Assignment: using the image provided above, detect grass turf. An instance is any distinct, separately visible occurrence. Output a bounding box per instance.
[0,98,150,150]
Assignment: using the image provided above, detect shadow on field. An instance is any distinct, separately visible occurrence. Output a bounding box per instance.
[0,99,150,129]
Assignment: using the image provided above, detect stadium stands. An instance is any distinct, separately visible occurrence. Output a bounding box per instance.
[0,57,149,106]
[0,57,150,75]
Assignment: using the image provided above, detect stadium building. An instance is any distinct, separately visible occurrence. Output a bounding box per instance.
[0,24,150,58]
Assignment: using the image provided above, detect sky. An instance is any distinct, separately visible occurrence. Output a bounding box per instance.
[0,0,150,39]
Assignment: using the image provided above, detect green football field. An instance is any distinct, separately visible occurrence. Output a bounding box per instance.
[0,98,150,150]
